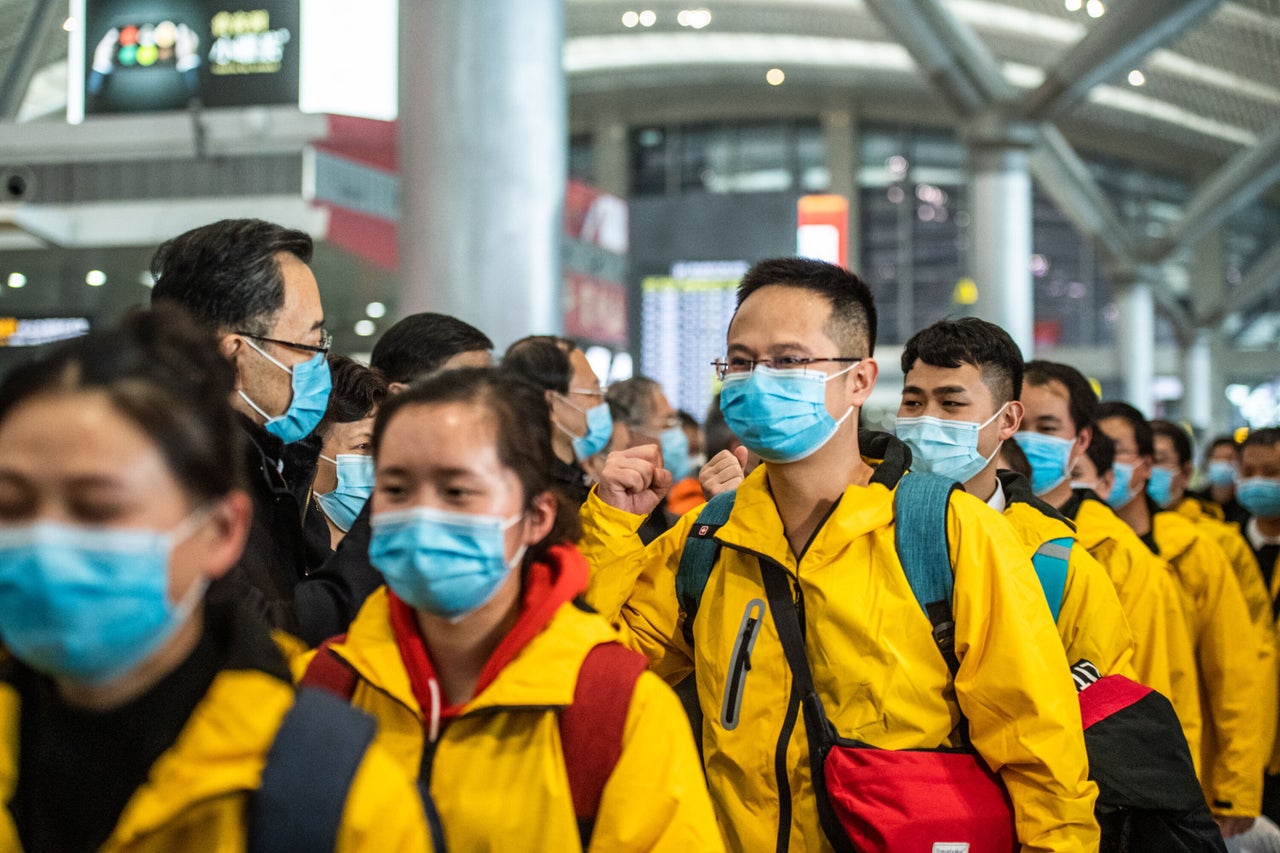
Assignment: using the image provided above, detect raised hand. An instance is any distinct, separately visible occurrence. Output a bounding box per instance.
[596,445,673,517]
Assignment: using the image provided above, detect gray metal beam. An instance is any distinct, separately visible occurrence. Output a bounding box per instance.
[0,0,64,121]
[1029,126,1137,265]
[1021,0,1221,122]
[1225,241,1280,317]
[907,0,1017,104]
[861,0,987,117]
[1156,119,1280,257]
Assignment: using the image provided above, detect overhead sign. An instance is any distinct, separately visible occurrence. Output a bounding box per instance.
[0,317,91,347]
[796,194,848,268]
[69,0,301,123]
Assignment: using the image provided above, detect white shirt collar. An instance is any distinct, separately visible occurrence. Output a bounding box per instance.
[1246,517,1280,549]
[986,478,1008,514]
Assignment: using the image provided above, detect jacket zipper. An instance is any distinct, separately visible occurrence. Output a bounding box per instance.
[720,599,764,731]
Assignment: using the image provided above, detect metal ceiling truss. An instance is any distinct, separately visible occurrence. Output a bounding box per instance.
[864,0,1280,341]
[0,0,62,121]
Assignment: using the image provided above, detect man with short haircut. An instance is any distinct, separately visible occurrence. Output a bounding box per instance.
[370,312,493,392]
[152,218,332,633]
[1098,402,1260,833]
[582,258,1098,851]
[897,318,1134,680]
[606,376,689,544]
[1016,361,1198,748]
[1194,436,1250,527]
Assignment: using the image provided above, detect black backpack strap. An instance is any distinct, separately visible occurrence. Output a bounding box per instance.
[250,686,377,853]
[675,490,737,648]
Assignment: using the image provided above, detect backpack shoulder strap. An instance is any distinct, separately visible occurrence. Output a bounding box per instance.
[1031,537,1072,624]
[560,642,648,848]
[675,490,737,648]
[250,686,377,853]
[893,472,960,676]
[298,636,359,701]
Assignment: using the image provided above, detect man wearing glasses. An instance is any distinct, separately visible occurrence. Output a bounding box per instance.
[580,257,1098,851]
[151,218,332,635]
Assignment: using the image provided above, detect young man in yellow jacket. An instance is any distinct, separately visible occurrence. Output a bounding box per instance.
[581,258,1099,852]
[1014,361,1200,755]
[895,318,1135,679]
[1097,401,1261,836]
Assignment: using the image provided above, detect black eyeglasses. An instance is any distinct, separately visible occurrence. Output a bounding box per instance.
[237,329,333,355]
[711,356,861,381]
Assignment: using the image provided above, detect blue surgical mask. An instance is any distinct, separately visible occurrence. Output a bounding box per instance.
[1012,432,1075,496]
[720,364,857,464]
[317,454,375,533]
[1147,465,1176,509]
[0,514,207,685]
[555,397,613,462]
[896,404,1007,484]
[660,426,692,481]
[1106,462,1138,510]
[238,340,332,444]
[1207,461,1237,488]
[1238,477,1280,519]
[369,506,525,622]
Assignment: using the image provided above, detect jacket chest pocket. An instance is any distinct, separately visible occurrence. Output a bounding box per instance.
[720,598,765,731]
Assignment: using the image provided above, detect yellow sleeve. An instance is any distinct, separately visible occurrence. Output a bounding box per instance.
[336,736,434,852]
[1183,536,1263,817]
[579,489,696,684]
[1154,563,1204,771]
[1057,544,1136,679]
[947,495,1100,853]
[589,671,725,853]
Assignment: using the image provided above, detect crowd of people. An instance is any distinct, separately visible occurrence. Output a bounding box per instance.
[1,216,1278,852]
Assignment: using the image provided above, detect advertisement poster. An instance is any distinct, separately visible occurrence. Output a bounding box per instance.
[70,0,300,121]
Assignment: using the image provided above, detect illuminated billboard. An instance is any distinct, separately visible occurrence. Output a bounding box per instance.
[68,0,301,122]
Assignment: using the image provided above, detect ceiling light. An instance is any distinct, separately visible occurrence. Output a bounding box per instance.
[1086,0,1105,17]
[62,17,75,31]
[354,320,376,337]
[766,67,785,86]
[621,11,639,27]
[85,270,107,287]
[7,272,26,289]
[365,301,387,319]
[638,10,657,26]
[1064,0,1081,10]
[677,9,712,29]
[1127,69,1145,86]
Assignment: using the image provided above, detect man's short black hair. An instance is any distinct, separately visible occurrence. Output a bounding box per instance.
[370,313,493,385]
[1242,427,1280,452]
[1151,420,1193,466]
[317,355,388,438]
[1097,401,1154,457]
[736,258,877,357]
[901,318,1023,407]
[150,218,313,335]
[1085,429,1115,476]
[1205,435,1239,464]
[1023,360,1098,435]
[501,336,576,395]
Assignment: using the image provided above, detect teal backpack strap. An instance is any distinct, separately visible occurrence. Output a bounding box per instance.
[1031,537,1072,624]
[892,472,960,676]
[675,490,737,648]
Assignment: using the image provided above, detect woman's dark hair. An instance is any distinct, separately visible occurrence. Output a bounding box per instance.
[372,367,581,558]
[501,335,576,395]
[0,305,246,505]
[317,355,388,438]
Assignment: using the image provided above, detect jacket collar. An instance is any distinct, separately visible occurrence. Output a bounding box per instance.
[1152,507,1198,563]
[996,470,1076,531]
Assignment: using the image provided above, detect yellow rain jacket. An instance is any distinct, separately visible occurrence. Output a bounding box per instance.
[1066,494,1201,757]
[1178,497,1278,769]
[996,474,1135,679]
[1153,508,1262,817]
[296,547,722,853]
[581,451,1099,853]
[0,608,429,853]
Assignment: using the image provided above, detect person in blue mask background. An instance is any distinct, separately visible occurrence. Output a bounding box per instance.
[502,335,610,506]
[0,307,431,852]
[151,218,334,636]
[312,356,387,552]
[896,318,1135,682]
[296,366,721,851]
[1191,436,1251,528]
[605,375,691,545]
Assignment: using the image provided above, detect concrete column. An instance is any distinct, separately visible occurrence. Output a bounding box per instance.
[591,117,630,198]
[1185,327,1214,432]
[1186,230,1228,434]
[398,0,566,347]
[821,108,860,270]
[967,121,1037,357]
[1115,277,1156,415]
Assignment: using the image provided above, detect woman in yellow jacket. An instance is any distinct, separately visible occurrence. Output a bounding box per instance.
[299,366,722,852]
[0,309,428,852]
